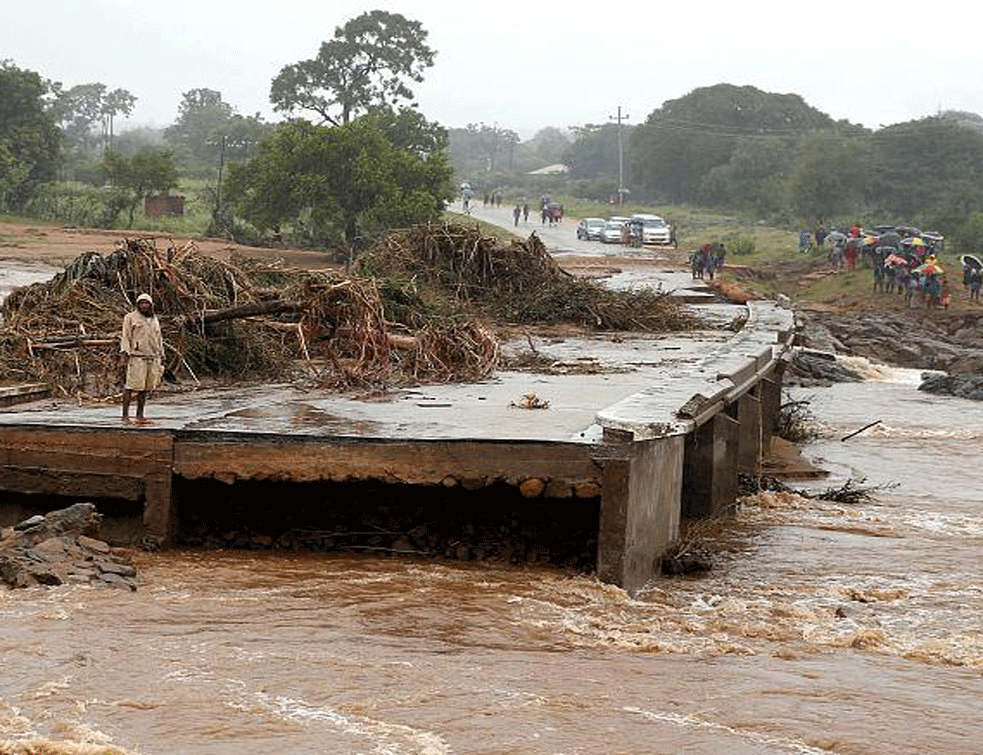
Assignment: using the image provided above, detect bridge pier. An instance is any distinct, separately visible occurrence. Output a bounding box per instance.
[681,411,740,518]
[596,435,683,593]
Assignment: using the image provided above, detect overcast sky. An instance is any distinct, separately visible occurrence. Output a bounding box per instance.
[4,0,981,138]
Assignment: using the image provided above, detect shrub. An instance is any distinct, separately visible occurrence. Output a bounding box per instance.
[725,234,756,256]
[23,183,127,228]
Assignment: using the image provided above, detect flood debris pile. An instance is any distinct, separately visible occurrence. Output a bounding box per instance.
[358,223,696,331]
[0,236,498,396]
[0,224,695,397]
[0,503,137,590]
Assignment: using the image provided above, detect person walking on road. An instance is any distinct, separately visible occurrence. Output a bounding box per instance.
[513,204,521,226]
[522,203,529,222]
[119,293,163,424]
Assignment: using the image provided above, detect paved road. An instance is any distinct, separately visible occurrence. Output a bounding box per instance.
[457,199,676,258]
[456,199,711,297]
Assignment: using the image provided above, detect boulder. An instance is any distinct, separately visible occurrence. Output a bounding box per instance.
[0,504,137,590]
[918,373,983,402]
[787,350,864,386]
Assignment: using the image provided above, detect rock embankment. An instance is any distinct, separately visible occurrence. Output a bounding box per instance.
[797,310,983,373]
[918,373,983,401]
[0,503,136,590]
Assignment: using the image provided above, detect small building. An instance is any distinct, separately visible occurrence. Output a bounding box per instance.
[145,195,185,218]
[528,164,568,176]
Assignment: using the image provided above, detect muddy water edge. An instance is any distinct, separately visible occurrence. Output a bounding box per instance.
[2,366,982,754]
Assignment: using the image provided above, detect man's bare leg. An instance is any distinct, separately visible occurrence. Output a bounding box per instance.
[135,391,147,420]
[122,388,132,423]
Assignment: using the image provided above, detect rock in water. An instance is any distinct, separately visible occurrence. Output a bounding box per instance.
[0,503,137,590]
[918,373,983,402]
[787,350,864,386]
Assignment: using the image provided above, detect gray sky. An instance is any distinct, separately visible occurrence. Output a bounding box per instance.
[4,0,981,137]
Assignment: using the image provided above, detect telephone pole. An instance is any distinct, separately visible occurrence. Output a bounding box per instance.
[609,106,629,205]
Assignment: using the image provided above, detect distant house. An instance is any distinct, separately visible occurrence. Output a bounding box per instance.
[527,164,569,176]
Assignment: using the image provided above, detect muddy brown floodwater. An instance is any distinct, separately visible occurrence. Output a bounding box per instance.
[2,360,982,754]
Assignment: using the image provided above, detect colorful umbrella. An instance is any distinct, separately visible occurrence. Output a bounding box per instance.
[914,261,944,275]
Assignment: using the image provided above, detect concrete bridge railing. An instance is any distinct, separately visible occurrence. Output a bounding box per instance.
[591,301,795,591]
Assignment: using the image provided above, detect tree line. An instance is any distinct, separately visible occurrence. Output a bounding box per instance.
[447,83,983,251]
[0,10,451,247]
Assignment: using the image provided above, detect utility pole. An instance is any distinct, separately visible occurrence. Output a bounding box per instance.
[609,106,629,205]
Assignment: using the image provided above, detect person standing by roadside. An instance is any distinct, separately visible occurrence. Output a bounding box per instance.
[119,293,163,424]
[969,268,981,301]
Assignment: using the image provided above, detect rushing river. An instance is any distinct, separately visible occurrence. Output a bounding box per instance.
[2,362,982,754]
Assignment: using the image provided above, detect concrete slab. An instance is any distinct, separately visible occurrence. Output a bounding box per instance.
[0,330,734,443]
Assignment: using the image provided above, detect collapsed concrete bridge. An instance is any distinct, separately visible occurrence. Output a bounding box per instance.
[0,301,792,591]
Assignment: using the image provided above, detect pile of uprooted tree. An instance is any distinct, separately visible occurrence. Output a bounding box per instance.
[0,223,694,398]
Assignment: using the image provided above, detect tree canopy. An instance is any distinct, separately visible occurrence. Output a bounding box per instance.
[0,61,60,210]
[225,109,451,249]
[49,82,136,167]
[631,84,836,203]
[163,88,270,173]
[270,10,435,125]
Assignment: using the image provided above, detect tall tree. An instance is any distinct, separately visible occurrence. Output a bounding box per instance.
[526,126,571,166]
[868,117,983,220]
[100,88,137,152]
[0,60,60,210]
[270,10,435,125]
[164,88,269,174]
[164,88,234,168]
[225,110,451,249]
[446,123,520,178]
[50,82,136,158]
[564,123,626,181]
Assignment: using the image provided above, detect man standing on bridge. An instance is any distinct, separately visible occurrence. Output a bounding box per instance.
[119,293,163,424]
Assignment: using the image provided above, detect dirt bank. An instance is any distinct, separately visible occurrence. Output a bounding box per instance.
[0,220,340,270]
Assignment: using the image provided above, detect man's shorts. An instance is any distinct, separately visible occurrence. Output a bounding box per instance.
[125,357,162,392]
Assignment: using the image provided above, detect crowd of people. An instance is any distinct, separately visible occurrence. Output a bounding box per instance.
[804,222,982,309]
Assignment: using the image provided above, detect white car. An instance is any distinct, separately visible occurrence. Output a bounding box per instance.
[631,213,672,245]
[600,220,626,244]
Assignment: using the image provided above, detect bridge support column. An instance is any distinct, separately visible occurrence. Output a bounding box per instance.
[759,362,785,451]
[737,388,763,473]
[682,412,739,518]
[596,435,683,592]
[143,472,175,544]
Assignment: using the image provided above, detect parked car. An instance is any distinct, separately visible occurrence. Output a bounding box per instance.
[577,218,607,240]
[599,220,626,244]
[631,213,672,245]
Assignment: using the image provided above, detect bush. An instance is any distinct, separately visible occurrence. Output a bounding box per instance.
[725,234,756,256]
[23,183,127,228]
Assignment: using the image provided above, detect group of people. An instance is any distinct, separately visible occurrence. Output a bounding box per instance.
[690,243,727,280]
[540,196,563,226]
[512,202,530,226]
